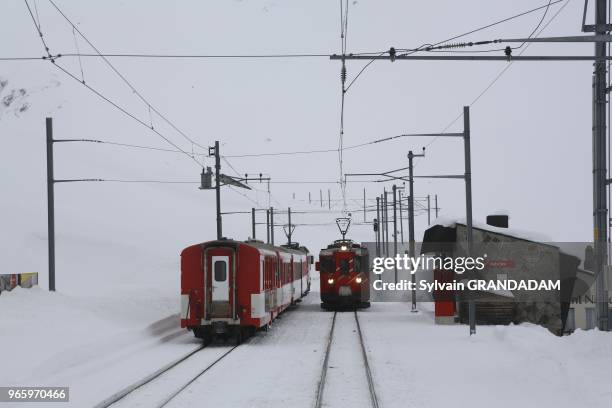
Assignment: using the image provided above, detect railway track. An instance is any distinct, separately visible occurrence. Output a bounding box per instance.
[94,343,240,408]
[314,310,380,408]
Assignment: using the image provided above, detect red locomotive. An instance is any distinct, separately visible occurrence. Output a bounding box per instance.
[317,239,371,310]
[180,238,311,343]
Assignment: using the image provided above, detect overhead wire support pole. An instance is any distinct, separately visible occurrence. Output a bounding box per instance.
[213,141,222,239]
[463,107,476,335]
[384,190,389,256]
[252,208,256,239]
[46,117,55,292]
[408,150,425,313]
[399,190,404,244]
[593,0,609,332]
[288,207,292,245]
[266,209,270,244]
[376,197,381,257]
[363,188,366,222]
[270,207,275,245]
[435,195,439,218]
[393,184,398,283]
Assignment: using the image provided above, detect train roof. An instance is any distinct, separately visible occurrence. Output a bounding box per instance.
[239,239,310,257]
[324,239,364,250]
[181,238,309,258]
[320,239,368,255]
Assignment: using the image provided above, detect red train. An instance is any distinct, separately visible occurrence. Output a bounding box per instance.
[317,239,371,310]
[180,239,311,343]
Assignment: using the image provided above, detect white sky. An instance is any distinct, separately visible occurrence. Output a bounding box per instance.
[0,0,599,286]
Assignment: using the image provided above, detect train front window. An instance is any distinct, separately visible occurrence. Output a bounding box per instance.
[320,256,334,273]
[339,259,349,274]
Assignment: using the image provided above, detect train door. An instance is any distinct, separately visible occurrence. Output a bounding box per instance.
[206,248,234,319]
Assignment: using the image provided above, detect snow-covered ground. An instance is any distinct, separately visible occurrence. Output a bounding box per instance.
[2,269,612,408]
[359,303,612,408]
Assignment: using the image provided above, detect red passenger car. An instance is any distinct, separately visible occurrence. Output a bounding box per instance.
[180,239,311,343]
[317,239,370,310]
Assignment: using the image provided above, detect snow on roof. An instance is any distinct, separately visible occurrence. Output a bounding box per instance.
[431,216,552,243]
[490,209,510,216]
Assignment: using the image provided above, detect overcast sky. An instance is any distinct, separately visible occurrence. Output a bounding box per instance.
[0,0,598,288]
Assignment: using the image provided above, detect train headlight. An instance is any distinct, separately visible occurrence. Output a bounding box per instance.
[340,245,348,251]
[327,278,334,285]
[356,276,363,284]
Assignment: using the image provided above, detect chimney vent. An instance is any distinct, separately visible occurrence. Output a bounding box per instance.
[486,214,509,228]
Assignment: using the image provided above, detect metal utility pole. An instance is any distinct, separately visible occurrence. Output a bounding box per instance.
[376,196,381,257]
[593,0,610,331]
[384,191,389,256]
[399,190,404,244]
[408,150,425,312]
[251,208,256,239]
[393,184,398,283]
[363,188,366,222]
[213,141,222,240]
[320,189,323,207]
[287,207,292,245]
[463,107,476,335]
[435,194,439,218]
[378,193,382,255]
[270,207,275,245]
[266,209,270,244]
[46,118,55,292]
[427,194,431,225]
[328,189,331,209]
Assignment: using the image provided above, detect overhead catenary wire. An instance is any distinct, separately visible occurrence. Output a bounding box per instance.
[424,0,571,149]
[56,52,338,59]
[52,62,204,166]
[516,0,553,49]
[45,0,208,152]
[23,1,204,167]
[331,1,567,213]
[409,0,561,54]
[23,0,52,59]
[53,138,205,156]
[0,56,48,60]
[341,1,566,93]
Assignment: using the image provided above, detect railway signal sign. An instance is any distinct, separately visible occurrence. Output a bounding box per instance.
[219,174,252,190]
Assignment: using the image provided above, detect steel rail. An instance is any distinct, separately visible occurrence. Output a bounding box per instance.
[313,311,337,408]
[354,310,380,408]
[93,344,205,408]
[314,311,380,408]
[95,343,240,408]
[157,345,239,407]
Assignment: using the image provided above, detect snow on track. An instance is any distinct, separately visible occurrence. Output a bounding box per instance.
[321,311,375,408]
[107,345,235,408]
[166,294,333,408]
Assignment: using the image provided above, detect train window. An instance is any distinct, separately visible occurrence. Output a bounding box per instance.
[320,256,334,273]
[214,260,227,282]
[354,256,361,274]
[339,259,349,274]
